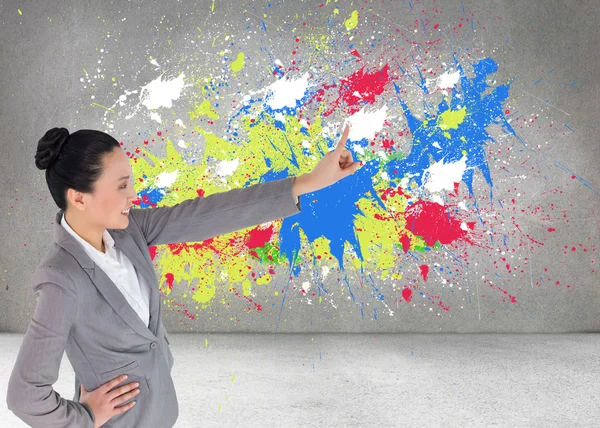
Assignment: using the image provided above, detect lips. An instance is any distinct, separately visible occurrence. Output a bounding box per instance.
[121,208,131,215]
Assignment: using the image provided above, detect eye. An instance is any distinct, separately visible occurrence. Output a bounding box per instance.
[120,183,127,189]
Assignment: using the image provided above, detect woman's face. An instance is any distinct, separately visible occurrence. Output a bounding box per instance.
[68,147,139,230]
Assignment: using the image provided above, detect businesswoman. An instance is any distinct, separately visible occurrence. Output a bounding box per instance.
[7,125,359,427]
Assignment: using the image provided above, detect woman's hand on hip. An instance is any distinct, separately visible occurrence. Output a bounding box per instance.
[79,374,140,428]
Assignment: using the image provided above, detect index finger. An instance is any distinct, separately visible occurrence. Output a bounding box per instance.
[334,124,350,153]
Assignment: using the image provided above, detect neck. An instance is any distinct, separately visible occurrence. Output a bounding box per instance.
[64,210,105,253]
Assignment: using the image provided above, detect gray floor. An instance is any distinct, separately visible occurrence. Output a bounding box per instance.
[1,333,598,427]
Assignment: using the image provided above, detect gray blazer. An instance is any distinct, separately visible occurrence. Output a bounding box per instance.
[6,176,301,427]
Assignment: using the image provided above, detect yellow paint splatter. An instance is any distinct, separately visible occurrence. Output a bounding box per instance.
[192,284,215,304]
[242,278,251,297]
[17,9,22,15]
[189,99,219,120]
[255,273,272,285]
[344,10,359,31]
[230,52,245,75]
[437,107,467,130]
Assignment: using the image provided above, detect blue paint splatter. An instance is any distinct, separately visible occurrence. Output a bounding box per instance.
[386,57,517,202]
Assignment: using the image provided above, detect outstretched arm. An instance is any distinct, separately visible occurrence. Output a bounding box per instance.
[130,175,303,247]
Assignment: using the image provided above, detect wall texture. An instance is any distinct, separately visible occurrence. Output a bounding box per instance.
[1,0,598,333]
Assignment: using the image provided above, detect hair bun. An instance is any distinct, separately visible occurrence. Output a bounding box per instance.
[35,127,70,170]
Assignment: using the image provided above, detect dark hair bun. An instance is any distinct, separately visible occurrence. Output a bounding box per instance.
[35,127,70,170]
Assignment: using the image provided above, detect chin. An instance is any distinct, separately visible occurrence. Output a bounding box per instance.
[108,215,129,230]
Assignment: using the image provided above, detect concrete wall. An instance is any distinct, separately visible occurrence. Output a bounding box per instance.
[1,0,598,333]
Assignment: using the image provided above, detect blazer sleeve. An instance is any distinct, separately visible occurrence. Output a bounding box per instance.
[130,175,302,247]
[6,266,95,428]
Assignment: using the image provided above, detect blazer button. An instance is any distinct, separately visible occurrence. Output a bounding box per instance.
[150,342,157,349]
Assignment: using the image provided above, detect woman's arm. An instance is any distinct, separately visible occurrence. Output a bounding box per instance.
[130,175,303,247]
[6,266,95,428]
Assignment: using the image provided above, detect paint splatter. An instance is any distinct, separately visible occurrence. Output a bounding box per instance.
[344,10,359,31]
[74,1,595,325]
[230,52,245,75]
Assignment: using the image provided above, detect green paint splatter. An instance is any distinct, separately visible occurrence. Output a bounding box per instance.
[230,52,245,75]
[344,10,359,30]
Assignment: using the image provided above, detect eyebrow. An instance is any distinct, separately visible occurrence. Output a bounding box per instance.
[118,175,131,181]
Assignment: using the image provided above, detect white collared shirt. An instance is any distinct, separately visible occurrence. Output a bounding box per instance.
[61,213,150,327]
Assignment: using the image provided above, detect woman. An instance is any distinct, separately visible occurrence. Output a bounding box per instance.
[6,125,359,428]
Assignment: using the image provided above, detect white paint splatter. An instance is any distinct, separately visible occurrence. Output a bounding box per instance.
[175,119,186,128]
[346,105,388,141]
[431,195,445,205]
[216,158,239,177]
[437,70,460,89]
[422,155,468,195]
[352,143,365,155]
[302,281,311,293]
[155,170,178,188]
[140,72,189,110]
[117,89,138,107]
[264,72,310,110]
[150,111,161,124]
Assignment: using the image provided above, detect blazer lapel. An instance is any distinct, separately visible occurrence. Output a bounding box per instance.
[109,229,161,337]
[53,210,158,341]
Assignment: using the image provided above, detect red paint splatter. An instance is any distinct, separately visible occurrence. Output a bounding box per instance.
[350,49,362,59]
[245,225,275,249]
[404,201,473,246]
[402,287,413,302]
[548,227,556,232]
[419,265,429,281]
[135,194,157,208]
[448,182,460,197]
[339,64,392,111]
[165,272,175,291]
[399,234,411,253]
[196,188,205,197]
[319,64,395,116]
[148,245,158,260]
[381,139,395,150]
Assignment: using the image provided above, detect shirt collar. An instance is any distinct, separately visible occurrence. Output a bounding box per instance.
[61,212,115,255]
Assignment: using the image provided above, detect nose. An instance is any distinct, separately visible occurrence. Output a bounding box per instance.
[129,187,139,202]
